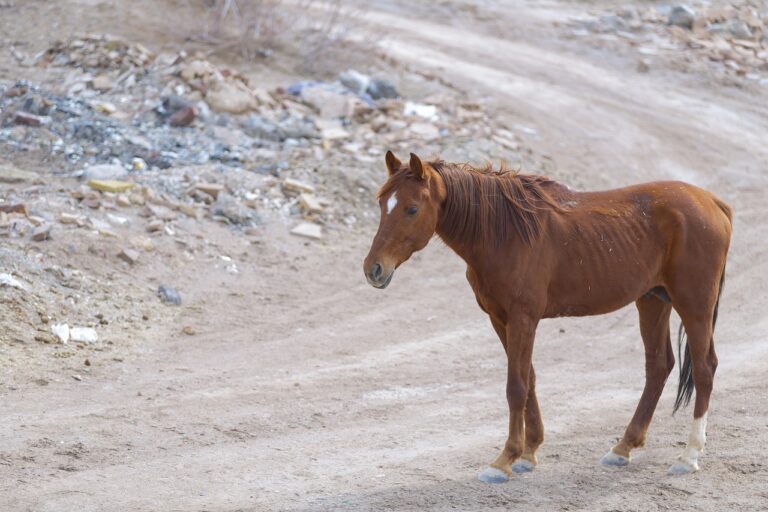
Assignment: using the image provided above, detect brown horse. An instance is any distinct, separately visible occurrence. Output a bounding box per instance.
[363,151,732,483]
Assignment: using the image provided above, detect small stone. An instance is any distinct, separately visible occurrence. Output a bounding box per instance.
[92,101,117,114]
[409,122,440,140]
[129,236,154,251]
[367,79,399,100]
[168,105,196,127]
[131,157,147,172]
[314,118,350,140]
[298,193,324,214]
[0,273,24,289]
[60,212,80,225]
[727,20,753,40]
[117,248,140,264]
[31,224,51,242]
[161,95,192,115]
[193,182,224,199]
[667,5,695,30]
[339,69,370,95]
[404,102,438,119]
[0,203,27,214]
[182,326,196,335]
[88,179,134,193]
[27,215,45,226]
[283,178,315,194]
[290,222,322,240]
[116,194,131,207]
[146,219,164,232]
[91,74,113,91]
[51,323,70,344]
[70,327,98,344]
[211,195,254,225]
[82,164,127,181]
[72,374,83,382]
[13,111,49,127]
[637,59,651,73]
[158,285,182,305]
[84,359,91,366]
[0,163,39,183]
[107,213,129,226]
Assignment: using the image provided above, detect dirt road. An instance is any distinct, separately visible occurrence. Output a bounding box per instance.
[2,1,768,511]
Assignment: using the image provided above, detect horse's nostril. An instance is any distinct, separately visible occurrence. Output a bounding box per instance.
[372,263,383,280]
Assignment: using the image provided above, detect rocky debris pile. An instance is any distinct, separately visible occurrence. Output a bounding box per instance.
[40,34,155,71]
[2,36,539,241]
[569,2,768,83]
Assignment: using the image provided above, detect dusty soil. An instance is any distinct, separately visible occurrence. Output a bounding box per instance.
[2,1,768,511]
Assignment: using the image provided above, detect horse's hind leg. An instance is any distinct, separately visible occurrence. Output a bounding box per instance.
[668,310,717,475]
[601,294,673,466]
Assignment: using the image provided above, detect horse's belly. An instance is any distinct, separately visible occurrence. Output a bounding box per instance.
[544,257,661,318]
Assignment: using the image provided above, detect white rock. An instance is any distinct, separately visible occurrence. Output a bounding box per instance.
[82,164,127,181]
[0,273,24,289]
[290,222,323,240]
[314,118,350,140]
[70,327,98,344]
[409,122,440,140]
[107,213,130,226]
[404,102,438,120]
[51,323,70,344]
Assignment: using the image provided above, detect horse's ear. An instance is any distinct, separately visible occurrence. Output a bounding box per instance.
[409,153,426,180]
[385,150,401,177]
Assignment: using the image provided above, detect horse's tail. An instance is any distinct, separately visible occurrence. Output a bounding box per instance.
[673,267,726,414]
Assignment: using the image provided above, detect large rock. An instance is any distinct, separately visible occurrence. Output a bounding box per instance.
[205,80,258,114]
[301,87,356,119]
[668,5,695,29]
[367,79,399,100]
[339,69,370,95]
[727,19,753,40]
[211,194,255,225]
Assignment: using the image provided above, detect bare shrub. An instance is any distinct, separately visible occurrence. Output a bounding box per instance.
[187,0,379,76]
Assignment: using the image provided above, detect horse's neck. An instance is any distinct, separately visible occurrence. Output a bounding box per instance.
[435,208,525,270]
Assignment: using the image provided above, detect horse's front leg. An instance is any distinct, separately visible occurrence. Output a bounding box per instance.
[479,313,538,483]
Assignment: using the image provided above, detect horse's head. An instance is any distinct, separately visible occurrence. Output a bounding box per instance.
[363,151,443,289]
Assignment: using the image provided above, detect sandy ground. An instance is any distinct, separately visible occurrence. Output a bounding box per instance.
[2,1,768,511]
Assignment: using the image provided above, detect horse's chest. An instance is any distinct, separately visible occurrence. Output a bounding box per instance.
[466,268,508,319]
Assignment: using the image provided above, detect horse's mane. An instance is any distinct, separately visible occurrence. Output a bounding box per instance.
[379,160,568,246]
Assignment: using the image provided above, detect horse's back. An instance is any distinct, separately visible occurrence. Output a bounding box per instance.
[570,180,732,242]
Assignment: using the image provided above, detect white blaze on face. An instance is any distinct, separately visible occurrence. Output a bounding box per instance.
[386,192,398,215]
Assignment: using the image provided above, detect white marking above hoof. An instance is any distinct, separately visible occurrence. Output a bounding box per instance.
[478,466,509,484]
[600,450,630,467]
[511,459,536,474]
[668,460,699,475]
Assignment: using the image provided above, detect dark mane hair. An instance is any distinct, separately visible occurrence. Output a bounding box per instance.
[379,160,568,246]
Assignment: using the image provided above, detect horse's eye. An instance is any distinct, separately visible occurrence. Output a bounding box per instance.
[406,206,418,216]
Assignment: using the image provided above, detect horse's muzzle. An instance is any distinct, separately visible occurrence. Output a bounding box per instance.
[365,262,394,289]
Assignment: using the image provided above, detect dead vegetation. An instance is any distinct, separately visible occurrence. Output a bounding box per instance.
[186,0,379,75]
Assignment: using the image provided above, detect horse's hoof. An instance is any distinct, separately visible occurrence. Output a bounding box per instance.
[668,461,698,475]
[478,466,510,484]
[511,459,535,473]
[600,450,630,467]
